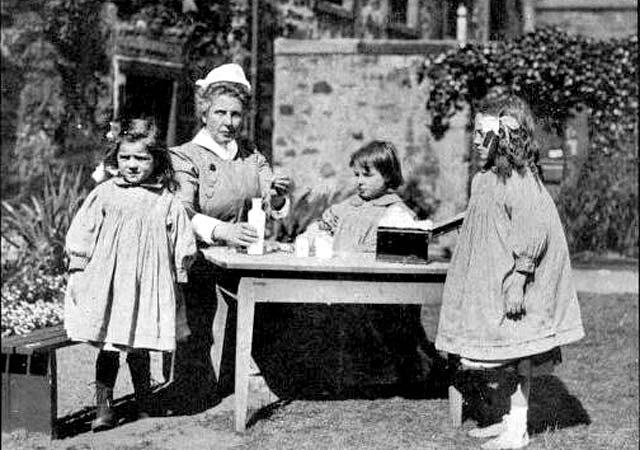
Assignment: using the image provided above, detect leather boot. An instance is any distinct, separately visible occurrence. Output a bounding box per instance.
[92,382,116,432]
[127,351,153,419]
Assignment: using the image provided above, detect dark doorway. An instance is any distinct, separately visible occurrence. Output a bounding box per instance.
[121,75,173,145]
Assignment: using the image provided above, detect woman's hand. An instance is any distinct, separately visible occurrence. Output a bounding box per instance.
[270,175,292,209]
[504,271,527,320]
[271,175,292,196]
[213,222,258,247]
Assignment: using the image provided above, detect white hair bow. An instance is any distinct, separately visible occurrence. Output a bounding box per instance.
[478,115,520,134]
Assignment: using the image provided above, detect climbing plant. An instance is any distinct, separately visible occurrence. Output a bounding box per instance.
[113,0,252,81]
[422,27,638,256]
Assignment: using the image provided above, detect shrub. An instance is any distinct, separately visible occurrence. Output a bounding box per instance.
[1,165,89,276]
[1,165,90,336]
[269,185,346,243]
[422,27,638,256]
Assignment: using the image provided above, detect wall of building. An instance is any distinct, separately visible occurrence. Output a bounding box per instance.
[276,0,442,40]
[272,39,469,236]
[535,0,637,39]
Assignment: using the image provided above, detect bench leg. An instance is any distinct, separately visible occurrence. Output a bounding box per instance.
[449,384,463,428]
[49,352,59,439]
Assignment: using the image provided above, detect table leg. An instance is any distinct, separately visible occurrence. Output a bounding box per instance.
[211,285,230,381]
[449,384,463,428]
[235,279,256,433]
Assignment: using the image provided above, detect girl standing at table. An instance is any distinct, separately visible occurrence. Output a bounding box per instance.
[64,118,196,431]
[435,96,584,449]
[169,63,291,410]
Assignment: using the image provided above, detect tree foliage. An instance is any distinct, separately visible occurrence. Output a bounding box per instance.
[422,27,638,256]
[113,0,252,81]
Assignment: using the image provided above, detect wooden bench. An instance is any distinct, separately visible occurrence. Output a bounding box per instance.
[2,326,176,438]
[1,325,77,438]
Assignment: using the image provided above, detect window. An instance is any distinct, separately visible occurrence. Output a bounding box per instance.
[387,0,420,38]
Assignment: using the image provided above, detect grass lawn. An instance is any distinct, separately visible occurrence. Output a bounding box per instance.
[2,291,638,450]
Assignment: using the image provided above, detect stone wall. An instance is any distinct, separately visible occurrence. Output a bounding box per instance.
[535,0,637,39]
[272,39,469,238]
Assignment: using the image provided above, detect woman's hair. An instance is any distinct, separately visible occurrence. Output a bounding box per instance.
[477,94,541,182]
[105,117,178,192]
[349,140,404,190]
[195,81,250,121]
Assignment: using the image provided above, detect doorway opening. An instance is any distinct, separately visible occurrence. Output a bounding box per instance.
[120,75,174,144]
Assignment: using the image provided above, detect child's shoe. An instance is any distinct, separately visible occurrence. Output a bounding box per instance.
[127,352,153,419]
[468,415,508,438]
[92,383,116,432]
[481,407,529,449]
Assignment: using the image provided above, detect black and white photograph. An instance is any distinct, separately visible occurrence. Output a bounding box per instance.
[1,0,638,449]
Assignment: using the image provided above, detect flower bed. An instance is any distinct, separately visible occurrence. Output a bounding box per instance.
[1,166,86,337]
[1,268,66,338]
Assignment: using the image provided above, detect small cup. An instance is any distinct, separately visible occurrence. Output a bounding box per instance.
[295,236,310,257]
[314,236,333,259]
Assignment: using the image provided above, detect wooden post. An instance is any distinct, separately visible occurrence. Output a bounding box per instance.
[166,80,178,147]
[112,57,126,120]
[456,4,468,45]
[473,0,491,42]
[522,0,535,33]
[406,0,419,30]
[249,0,259,144]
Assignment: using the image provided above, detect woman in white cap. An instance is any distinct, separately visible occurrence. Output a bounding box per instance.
[168,63,291,411]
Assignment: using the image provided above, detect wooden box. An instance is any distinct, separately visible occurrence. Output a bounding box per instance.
[375,213,465,264]
[376,227,431,264]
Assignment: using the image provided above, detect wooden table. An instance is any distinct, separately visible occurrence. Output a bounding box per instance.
[201,246,448,432]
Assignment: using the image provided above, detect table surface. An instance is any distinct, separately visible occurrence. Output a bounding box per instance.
[200,246,449,276]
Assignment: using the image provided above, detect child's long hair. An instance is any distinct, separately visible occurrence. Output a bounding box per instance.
[349,140,404,190]
[492,96,542,181]
[104,117,178,192]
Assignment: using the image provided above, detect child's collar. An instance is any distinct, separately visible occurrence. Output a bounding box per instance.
[350,192,401,207]
[113,176,164,190]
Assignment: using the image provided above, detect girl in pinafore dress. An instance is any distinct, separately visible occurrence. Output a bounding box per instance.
[290,141,443,394]
[435,96,584,449]
[64,118,197,431]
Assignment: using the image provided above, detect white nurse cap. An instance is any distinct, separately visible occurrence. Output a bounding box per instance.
[195,63,251,93]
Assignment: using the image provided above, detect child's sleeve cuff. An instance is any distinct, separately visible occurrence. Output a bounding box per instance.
[515,257,535,274]
[68,255,89,271]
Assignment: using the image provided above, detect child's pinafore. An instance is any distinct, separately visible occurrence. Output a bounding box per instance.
[64,178,197,352]
[322,193,414,253]
[435,169,585,361]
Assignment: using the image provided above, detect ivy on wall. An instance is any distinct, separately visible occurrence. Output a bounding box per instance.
[421,27,638,256]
